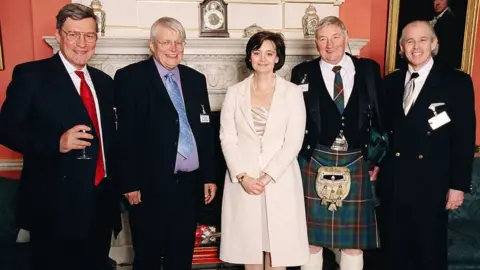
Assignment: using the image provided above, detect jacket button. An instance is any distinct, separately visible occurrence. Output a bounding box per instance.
[342,116,345,120]
[418,154,424,159]
[390,130,394,134]
[305,130,308,134]
[395,152,400,157]
[341,123,345,126]
[427,131,431,135]
[307,145,311,150]
[365,144,368,148]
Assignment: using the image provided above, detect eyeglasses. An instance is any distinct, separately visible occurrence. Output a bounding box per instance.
[61,29,98,43]
[156,40,186,49]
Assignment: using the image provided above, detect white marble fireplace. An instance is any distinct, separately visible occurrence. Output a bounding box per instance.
[44,36,368,264]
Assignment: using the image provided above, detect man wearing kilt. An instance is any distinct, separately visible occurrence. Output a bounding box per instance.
[290,16,385,270]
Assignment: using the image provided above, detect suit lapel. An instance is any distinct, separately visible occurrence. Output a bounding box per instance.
[350,56,370,129]
[178,65,201,129]
[145,57,176,112]
[49,54,92,128]
[305,58,323,135]
[392,68,408,121]
[239,75,256,133]
[87,66,112,149]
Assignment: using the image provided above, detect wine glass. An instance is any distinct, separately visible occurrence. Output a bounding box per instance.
[77,124,92,160]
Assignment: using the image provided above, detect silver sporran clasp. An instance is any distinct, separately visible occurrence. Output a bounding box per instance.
[331,130,348,151]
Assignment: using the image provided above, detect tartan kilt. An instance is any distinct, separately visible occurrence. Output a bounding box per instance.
[299,144,379,249]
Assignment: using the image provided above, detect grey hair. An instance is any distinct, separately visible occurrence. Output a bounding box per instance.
[399,20,439,57]
[56,3,98,32]
[315,16,348,39]
[150,17,186,41]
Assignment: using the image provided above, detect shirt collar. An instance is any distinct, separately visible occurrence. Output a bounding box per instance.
[408,57,434,79]
[436,7,450,19]
[320,54,347,72]
[58,51,88,75]
[153,57,180,81]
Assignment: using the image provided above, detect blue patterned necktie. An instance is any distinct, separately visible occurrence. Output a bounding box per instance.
[332,66,344,114]
[164,72,195,159]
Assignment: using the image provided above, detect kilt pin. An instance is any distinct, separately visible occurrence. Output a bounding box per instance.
[300,145,379,250]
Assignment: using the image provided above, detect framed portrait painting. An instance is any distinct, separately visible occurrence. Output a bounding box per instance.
[385,0,479,75]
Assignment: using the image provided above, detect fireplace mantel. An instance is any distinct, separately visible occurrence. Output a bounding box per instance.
[44,36,368,111]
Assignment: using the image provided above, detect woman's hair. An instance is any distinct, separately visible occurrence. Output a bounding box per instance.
[245,31,286,72]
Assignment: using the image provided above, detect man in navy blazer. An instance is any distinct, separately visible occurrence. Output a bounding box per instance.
[114,17,217,270]
[380,20,475,270]
[0,3,120,270]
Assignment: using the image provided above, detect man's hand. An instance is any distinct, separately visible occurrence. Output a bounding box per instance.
[124,191,142,206]
[204,183,217,204]
[60,125,93,153]
[240,176,265,195]
[369,166,380,181]
[446,189,464,210]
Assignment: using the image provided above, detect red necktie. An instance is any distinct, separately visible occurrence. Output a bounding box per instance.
[75,71,105,186]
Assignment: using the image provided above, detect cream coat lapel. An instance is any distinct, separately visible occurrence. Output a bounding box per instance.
[262,75,287,141]
[239,74,256,134]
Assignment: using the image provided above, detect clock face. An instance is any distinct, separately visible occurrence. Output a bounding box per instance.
[203,1,224,30]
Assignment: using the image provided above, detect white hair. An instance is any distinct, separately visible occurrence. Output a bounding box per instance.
[150,17,186,41]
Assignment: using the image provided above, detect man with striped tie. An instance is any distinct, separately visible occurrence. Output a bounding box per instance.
[114,17,217,270]
[290,16,386,270]
[380,20,475,270]
[0,4,120,270]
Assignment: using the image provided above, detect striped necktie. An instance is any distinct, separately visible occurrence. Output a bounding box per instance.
[403,72,419,114]
[332,66,344,114]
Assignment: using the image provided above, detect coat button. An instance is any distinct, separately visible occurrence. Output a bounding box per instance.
[342,116,345,120]
[427,131,431,135]
[418,154,424,159]
[305,130,308,134]
[390,130,394,134]
[307,145,311,150]
[367,128,370,132]
[341,123,345,126]
[365,144,368,148]
[395,152,401,157]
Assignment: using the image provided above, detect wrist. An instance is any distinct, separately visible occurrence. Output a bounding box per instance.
[237,173,247,183]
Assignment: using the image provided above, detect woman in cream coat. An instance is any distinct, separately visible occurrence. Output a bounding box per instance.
[219,31,309,270]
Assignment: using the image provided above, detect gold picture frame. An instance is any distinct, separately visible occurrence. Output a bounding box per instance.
[385,0,479,75]
[0,23,4,71]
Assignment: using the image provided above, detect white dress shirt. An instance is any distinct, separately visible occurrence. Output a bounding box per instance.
[59,51,107,174]
[320,54,356,106]
[403,57,434,113]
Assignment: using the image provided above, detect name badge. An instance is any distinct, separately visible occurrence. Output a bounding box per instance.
[428,111,451,130]
[200,115,210,123]
[200,104,210,123]
[299,84,309,92]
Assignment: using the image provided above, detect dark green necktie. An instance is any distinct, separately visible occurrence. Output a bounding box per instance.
[332,66,344,114]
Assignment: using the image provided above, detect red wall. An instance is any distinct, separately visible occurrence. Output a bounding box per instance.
[0,0,479,178]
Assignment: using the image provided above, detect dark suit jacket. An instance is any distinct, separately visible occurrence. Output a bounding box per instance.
[0,54,119,239]
[113,57,215,205]
[380,63,475,205]
[290,54,385,162]
[434,9,464,69]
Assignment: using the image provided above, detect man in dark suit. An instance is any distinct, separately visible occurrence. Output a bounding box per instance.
[0,3,120,270]
[380,20,475,270]
[290,16,385,270]
[114,17,217,270]
[430,0,464,68]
